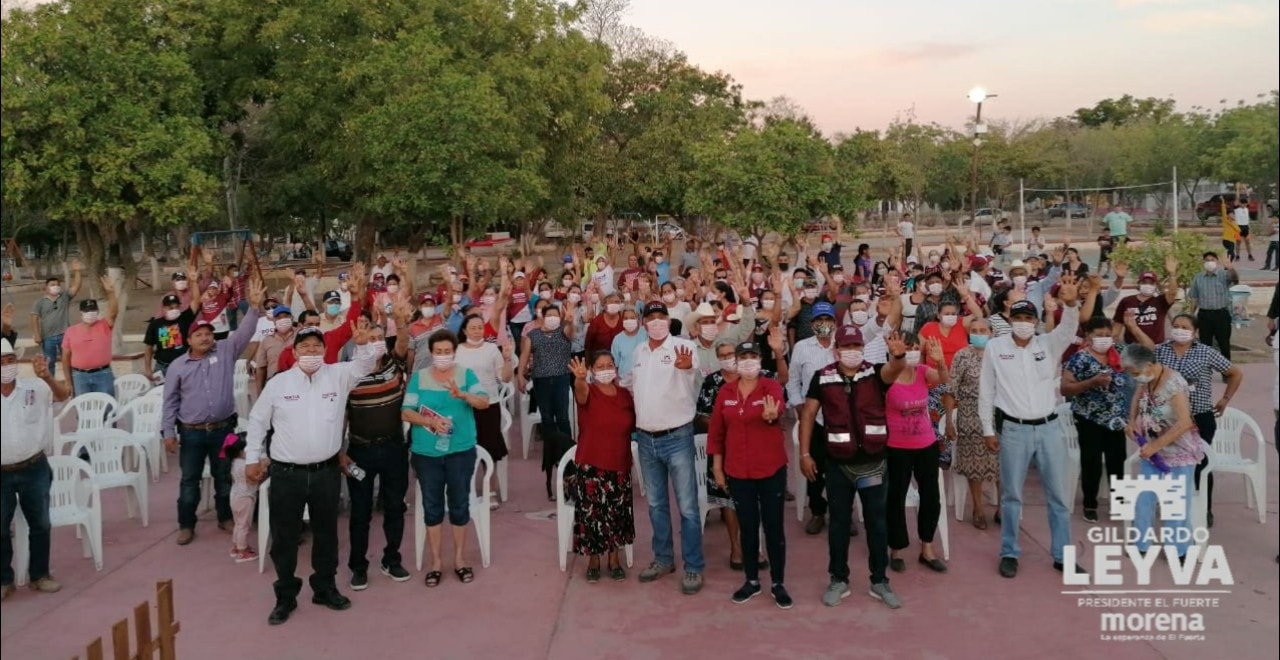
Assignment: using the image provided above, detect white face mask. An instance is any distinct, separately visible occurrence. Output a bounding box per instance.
[1203,261,1218,273]
[562,278,573,287]
[940,261,951,271]
[452,293,462,303]
[793,279,807,290]
[82,311,100,324]
[275,318,293,332]
[849,310,870,326]
[719,357,738,373]
[298,355,324,373]
[699,324,720,341]
[1091,336,1114,352]
[1012,275,1027,287]
[1138,284,1158,297]
[940,314,959,328]
[605,303,622,314]
[646,318,670,340]
[368,341,388,359]
[47,285,62,295]
[662,293,677,304]
[803,288,819,300]
[568,292,582,304]
[1170,328,1194,344]
[834,274,846,284]
[593,369,617,384]
[761,299,775,310]
[432,354,455,370]
[481,295,496,305]
[821,242,833,250]
[927,283,944,296]
[542,315,562,330]
[622,319,638,332]
[1011,321,1036,339]
[839,349,864,369]
[164,309,182,321]
[929,255,940,265]
[0,364,18,384]
[386,284,400,294]
[174,280,189,291]
[420,306,436,319]
[737,358,762,378]
[904,350,922,367]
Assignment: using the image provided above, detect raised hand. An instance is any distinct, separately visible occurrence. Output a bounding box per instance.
[885,331,907,357]
[762,394,780,422]
[767,324,785,353]
[392,298,414,322]
[1049,245,1064,263]
[447,378,464,399]
[70,258,83,272]
[925,336,945,364]
[1043,292,1059,314]
[1164,253,1179,275]
[567,355,588,380]
[1,302,13,328]
[247,277,266,307]
[1123,308,1139,327]
[1112,260,1129,279]
[100,274,115,294]
[1057,272,1080,304]
[351,320,371,345]
[32,354,52,380]
[673,344,694,370]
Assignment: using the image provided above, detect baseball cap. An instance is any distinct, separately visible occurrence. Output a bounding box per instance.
[418,292,435,305]
[513,271,527,280]
[322,290,341,303]
[272,305,293,318]
[1,338,14,356]
[293,327,325,346]
[172,271,187,280]
[189,319,215,334]
[206,281,221,290]
[264,296,280,307]
[750,263,764,272]
[338,272,349,281]
[1009,301,1038,318]
[821,234,833,242]
[79,299,99,312]
[835,325,865,346]
[161,294,181,307]
[1138,271,1159,282]
[294,268,307,276]
[830,263,844,271]
[734,341,761,356]
[642,301,669,318]
[969,255,990,268]
[811,302,836,320]
[563,254,574,263]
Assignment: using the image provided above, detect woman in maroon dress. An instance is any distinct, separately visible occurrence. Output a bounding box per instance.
[567,351,637,582]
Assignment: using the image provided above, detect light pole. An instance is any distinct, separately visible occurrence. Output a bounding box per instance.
[967,87,996,236]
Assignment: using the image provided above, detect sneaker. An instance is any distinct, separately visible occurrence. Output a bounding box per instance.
[229,545,239,558]
[236,548,258,564]
[30,576,62,594]
[731,581,761,604]
[771,583,794,610]
[175,529,195,546]
[380,563,411,582]
[1083,508,1099,524]
[822,580,851,607]
[804,514,826,535]
[680,572,703,595]
[868,582,902,609]
[637,562,675,583]
[351,569,369,591]
[999,557,1019,578]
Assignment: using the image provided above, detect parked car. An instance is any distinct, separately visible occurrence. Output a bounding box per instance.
[974,208,1008,222]
[804,218,836,232]
[1046,203,1092,219]
[324,239,353,262]
[1195,193,1258,220]
[465,232,515,249]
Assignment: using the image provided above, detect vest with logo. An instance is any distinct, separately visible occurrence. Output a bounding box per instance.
[815,362,888,462]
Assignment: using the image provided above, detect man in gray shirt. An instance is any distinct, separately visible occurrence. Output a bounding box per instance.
[162,278,265,546]
[30,259,84,376]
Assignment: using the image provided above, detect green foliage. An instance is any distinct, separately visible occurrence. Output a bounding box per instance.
[1108,231,1209,289]
[1210,91,1279,192]
[1073,95,1176,128]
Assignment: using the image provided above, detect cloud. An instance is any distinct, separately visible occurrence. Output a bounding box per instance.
[864,42,980,67]
[1113,0,1182,8]
[1137,3,1274,33]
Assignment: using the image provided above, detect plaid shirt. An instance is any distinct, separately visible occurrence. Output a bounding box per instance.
[1187,271,1233,311]
[1155,341,1231,415]
[227,273,247,307]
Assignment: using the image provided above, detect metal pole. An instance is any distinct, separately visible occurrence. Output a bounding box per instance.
[1172,166,1179,232]
[1018,178,1026,248]
[969,101,983,240]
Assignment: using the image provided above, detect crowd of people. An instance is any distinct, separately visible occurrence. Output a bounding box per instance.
[2,226,1277,626]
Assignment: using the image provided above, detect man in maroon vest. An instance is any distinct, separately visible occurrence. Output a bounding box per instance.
[799,325,908,610]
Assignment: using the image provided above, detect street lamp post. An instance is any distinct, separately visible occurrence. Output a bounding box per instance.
[967,87,996,237]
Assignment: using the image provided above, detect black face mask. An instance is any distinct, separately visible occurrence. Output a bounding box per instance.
[779,263,790,270]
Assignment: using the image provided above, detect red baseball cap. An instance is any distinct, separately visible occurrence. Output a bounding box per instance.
[1138,271,1159,282]
[418,292,435,305]
[835,325,865,346]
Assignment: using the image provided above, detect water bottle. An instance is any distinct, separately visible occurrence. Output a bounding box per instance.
[434,417,453,454]
[346,463,366,481]
[1134,434,1171,474]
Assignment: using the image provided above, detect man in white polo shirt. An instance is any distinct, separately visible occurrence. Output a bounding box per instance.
[630,301,704,594]
[979,279,1081,579]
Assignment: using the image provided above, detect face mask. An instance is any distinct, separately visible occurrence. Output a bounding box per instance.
[814,323,835,339]
[929,255,940,265]
[452,293,462,303]
[48,285,62,295]
[1011,321,1036,339]
[646,318,670,340]
[562,278,573,286]
[803,288,819,300]
[540,290,553,298]
[927,283,944,296]
[822,242,833,251]
[594,369,617,384]
[82,311,99,324]
[432,354,455,370]
[386,284,400,294]
[761,299,775,310]
[605,303,622,314]
[737,358,762,378]
[905,350,922,367]
[1170,328,1194,344]
[228,271,239,280]
[590,294,601,304]
[174,281,189,291]
[565,292,580,304]
[543,316,562,330]
[970,335,990,349]
[751,272,764,283]
[1138,284,1157,297]
[622,319,638,332]
[1091,337,1114,352]
[876,267,887,276]
[164,309,182,321]
[834,274,846,284]
[779,263,790,271]
[839,349,864,369]
[298,355,324,373]
[654,256,664,264]
[940,314,958,328]
[274,318,293,332]
[0,363,17,384]
[699,324,720,341]
[793,278,806,290]
[1133,372,1154,384]
[1012,275,1027,287]
[662,293,677,304]
[420,306,436,319]
[324,304,340,316]
[849,310,870,326]
[940,261,951,271]
[368,342,388,359]
[719,357,738,373]
[481,295,496,305]
[1203,261,1218,273]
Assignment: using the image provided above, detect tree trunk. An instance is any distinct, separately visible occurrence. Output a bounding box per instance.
[354,214,378,263]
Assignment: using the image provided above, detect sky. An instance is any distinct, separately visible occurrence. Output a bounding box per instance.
[625,0,1280,134]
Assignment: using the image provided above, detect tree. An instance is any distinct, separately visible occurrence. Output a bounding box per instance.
[1210,91,1279,199]
[1073,94,1176,128]
[881,113,951,216]
[829,130,889,228]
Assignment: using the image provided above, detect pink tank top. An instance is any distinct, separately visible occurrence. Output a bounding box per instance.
[886,365,935,450]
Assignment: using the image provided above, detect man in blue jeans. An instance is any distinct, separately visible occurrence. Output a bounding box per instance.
[30,259,84,380]
[630,301,704,594]
[60,277,118,397]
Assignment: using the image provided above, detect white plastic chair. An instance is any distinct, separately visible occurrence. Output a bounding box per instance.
[54,393,118,452]
[791,426,807,521]
[555,446,633,571]
[498,381,514,416]
[518,389,540,460]
[13,456,103,584]
[693,434,714,530]
[413,446,493,571]
[113,374,152,406]
[257,478,310,574]
[856,461,949,560]
[109,396,166,481]
[234,359,251,432]
[497,406,512,502]
[1059,403,1083,514]
[631,440,645,498]
[144,385,164,401]
[1212,408,1268,524]
[71,429,149,527]
[201,462,215,513]
[944,410,997,522]
[1123,448,1212,559]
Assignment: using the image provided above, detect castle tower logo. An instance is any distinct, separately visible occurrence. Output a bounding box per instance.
[1109,475,1188,521]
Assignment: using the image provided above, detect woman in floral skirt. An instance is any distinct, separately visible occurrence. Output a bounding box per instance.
[944,318,1001,528]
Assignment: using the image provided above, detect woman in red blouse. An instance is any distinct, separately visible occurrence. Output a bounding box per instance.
[567,352,636,583]
[708,342,792,609]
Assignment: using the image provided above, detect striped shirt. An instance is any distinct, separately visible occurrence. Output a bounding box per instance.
[347,357,405,440]
[1155,341,1231,415]
[1187,271,1233,311]
[988,313,1011,337]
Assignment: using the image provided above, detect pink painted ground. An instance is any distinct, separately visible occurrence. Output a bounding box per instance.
[3,364,1278,660]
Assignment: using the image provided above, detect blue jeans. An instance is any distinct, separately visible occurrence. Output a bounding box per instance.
[72,368,115,398]
[1134,463,1195,556]
[41,335,63,374]
[999,419,1072,562]
[177,426,233,529]
[412,448,475,527]
[635,424,704,573]
[1,456,53,585]
[227,300,249,331]
[531,374,572,438]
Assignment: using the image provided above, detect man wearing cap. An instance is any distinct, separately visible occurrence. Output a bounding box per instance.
[1,345,70,600]
[686,301,755,391]
[195,277,233,341]
[30,258,84,379]
[156,271,194,316]
[630,301,704,594]
[61,276,118,397]
[247,322,379,625]
[318,290,348,333]
[143,293,199,380]
[254,306,297,389]
[818,234,843,270]
[786,301,844,536]
[968,255,994,303]
[1111,256,1178,345]
[406,293,445,372]
[163,278,266,546]
[370,254,394,282]
[979,278,1082,579]
[276,269,368,371]
[800,325,908,609]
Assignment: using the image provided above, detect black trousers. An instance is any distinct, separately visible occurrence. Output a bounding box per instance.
[269,462,342,601]
[1075,416,1126,510]
[728,466,787,585]
[1193,410,1217,515]
[826,462,888,585]
[886,443,941,549]
[807,424,829,517]
[1197,308,1233,361]
[346,442,410,572]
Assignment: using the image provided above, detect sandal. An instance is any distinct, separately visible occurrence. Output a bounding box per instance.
[455,566,475,584]
[424,571,442,588]
[972,513,988,530]
[586,567,601,583]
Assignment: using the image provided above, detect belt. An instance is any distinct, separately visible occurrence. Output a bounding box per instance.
[178,415,237,432]
[348,433,403,446]
[272,455,339,472]
[640,424,688,438]
[1,452,45,473]
[73,365,111,374]
[1000,411,1058,426]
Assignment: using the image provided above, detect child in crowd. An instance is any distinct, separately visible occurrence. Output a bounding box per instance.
[1221,212,1240,263]
[1096,227,1113,277]
[225,433,259,564]
[1025,226,1046,259]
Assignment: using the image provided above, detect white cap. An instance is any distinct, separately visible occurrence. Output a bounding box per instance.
[513,271,526,279]
[0,338,13,356]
